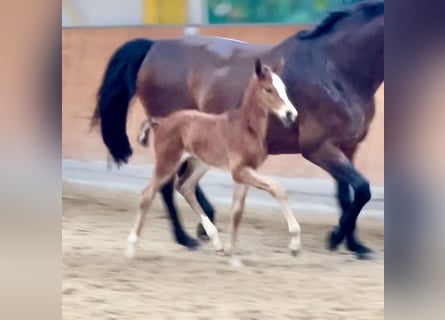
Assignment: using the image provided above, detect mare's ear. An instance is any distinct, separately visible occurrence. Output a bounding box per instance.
[273,57,285,74]
[255,58,265,79]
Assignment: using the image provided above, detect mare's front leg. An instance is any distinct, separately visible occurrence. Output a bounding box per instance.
[335,147,372,257]
[303,141,374,260]
[232,166,302,255]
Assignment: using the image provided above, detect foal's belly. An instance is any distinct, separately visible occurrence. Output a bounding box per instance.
[185,142,230,170]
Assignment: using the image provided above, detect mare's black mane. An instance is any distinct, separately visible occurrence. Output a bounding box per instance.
[297,1,384,40]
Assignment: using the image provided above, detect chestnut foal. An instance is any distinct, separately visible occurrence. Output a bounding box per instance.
[125,59,300,258]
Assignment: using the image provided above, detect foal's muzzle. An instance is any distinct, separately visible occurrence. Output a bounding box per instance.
[280,110,297,128]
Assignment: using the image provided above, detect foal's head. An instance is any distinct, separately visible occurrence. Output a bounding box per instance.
[251,58,298,127]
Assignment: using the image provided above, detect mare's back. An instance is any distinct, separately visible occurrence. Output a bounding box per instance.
[139,35,271,112]
[143,35,270,76]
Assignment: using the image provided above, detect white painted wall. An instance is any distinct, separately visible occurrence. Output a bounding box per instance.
[62,0,143,27]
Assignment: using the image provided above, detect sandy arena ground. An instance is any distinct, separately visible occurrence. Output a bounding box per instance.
[62,182,384,320]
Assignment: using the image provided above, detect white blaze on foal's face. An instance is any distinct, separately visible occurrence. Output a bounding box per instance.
[254,58,298,128]
[270,72,298,126]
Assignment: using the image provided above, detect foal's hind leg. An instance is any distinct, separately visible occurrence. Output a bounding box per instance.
[125,177,164,258]
[176,158,215,240]
[176,161,223,252]
[232,166,301,255]
[125,157,183,257]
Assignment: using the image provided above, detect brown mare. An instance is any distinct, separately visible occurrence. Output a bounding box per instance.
[91,1,384,260]
[124,59,300,258]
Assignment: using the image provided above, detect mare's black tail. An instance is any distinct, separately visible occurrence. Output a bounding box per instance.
[90,38,153,165]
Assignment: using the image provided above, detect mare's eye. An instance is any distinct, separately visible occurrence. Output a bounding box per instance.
[265,87,273,94]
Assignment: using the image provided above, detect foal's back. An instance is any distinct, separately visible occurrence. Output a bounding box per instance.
[154,106,268,170]
[154,110,232,169]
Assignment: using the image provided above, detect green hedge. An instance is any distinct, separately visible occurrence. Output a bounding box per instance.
[208,0,365,24]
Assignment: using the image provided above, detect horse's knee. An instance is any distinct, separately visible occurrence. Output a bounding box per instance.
[353,180,371,205]
[174,177,184,193]
[177,181,194,199]
[270,183,287,201]
[231,168,244,184]
[140,197,151,211]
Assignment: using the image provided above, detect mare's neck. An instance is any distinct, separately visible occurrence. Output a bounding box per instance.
[324,20,384,98]
[239,81,268,138]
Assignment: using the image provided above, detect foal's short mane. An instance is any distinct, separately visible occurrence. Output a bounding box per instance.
[297,1,384,40]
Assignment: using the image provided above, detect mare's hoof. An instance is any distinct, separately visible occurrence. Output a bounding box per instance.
[197,223,210,241]
[355,250,378,260]
[176,234,200,250]
[347,241,376,260]
[327,227,343,251]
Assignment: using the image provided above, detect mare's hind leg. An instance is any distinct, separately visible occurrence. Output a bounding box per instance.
[159,178,199,249]
[225,183,249,255]
[303,141,374,260]
[176,161,223,252]
[232,166,301,255]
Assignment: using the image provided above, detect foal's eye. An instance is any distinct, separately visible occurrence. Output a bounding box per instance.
[264,87,274,94]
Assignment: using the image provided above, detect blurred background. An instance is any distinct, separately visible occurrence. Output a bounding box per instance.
[63,0,364,26]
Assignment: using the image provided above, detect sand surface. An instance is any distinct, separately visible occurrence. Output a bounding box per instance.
[62,182,384,320]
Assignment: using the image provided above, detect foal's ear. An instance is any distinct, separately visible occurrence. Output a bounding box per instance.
[273,57,285,74]
[255,58,265,79]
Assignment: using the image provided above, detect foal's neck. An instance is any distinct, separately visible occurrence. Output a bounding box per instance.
[239,79,268,138]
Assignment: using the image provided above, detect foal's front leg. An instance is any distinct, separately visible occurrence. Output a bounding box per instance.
[225,183,249,255]
[232,166,302,255]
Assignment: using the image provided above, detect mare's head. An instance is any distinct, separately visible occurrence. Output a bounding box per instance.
[252,58,298,127]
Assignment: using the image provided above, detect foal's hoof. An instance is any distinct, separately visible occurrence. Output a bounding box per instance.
[229,256,244,267]
[215,247,225,256]
[289,238,301,256]
[327,228,343,251]
[196,223,210,241]
[124,246,136,259]
[176,234,200,250]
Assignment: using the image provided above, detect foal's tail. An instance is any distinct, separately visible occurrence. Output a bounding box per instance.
[90,38,153,166]
[136,119,160,147]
